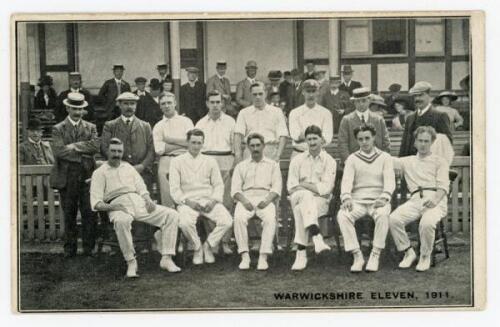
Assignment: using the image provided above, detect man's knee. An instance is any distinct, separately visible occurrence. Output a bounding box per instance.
[337,209,352,225]
[419,215,438,232]
[112,214,133,230]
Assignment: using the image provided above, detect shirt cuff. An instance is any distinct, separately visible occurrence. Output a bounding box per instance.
[340,193,352,202]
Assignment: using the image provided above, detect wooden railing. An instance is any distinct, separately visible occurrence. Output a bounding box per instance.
[18,155,471,242]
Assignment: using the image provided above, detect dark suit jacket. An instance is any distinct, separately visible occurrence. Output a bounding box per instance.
[338,111,391,162]
[97,78,131,118]
[399,107,453,157]
[19,140,55,165]
[180,81,207,124]
[34,89,58,109]
[279,81,294,116]
[100,117,154,172]
[55,88,94,123]
[134,91,163,128]
[289,81,305,110]
[49,118,99,189]
[320,90,354,134]
[303,72,316,81]
[236,78,257,109]
[339,80,362,96]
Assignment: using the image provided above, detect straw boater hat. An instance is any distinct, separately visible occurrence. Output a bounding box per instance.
[116,92,139,102]
[63,92,88,108]
[216,60,227,67]
[350,87,371,100]
[369,94,387,107]
[435,91,458,102]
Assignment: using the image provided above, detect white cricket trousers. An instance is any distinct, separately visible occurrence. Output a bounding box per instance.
[177,201,233,250]
[158,156,175,207]
[337,201,390,252]
[389,191,448,256]
[108,193,179,262]
[290,190,329,246]
[234,191,277,254]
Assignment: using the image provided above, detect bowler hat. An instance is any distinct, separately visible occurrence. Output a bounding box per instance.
[134,77,147,84]
[341,65,354,73]
[27,118,43,131]
[116,92,139,102]
[409,81,432,95]
[245,60,258,69]
[435,91,458,102]
[389,83,402,93]
[113,64,125,70]
[283,71,291,77]
[350,87,371,100]
[268,70,282,81]
[329,75,342,82]
[38,75,53,87]
[63,92,88,108]
[149,78,161,90]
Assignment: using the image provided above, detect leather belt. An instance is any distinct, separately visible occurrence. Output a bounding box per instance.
[162,153,179,157]
[105,192,136,204]
[292,147,305,153]
[202,151,233,156]
[411,187,438,198]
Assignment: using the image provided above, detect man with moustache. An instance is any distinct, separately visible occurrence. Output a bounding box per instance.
[320,76,353,134]
[98,64,131,121]
[287,125,336,271]
[153,92,194,207]
[50,92,99,258]
[206,61,235,116]
[55,72,94,123]
[236,60,259,111]
[232,133,281,270]
[91,138,181,278]
[288,79,333,158]
[234,81,289,164]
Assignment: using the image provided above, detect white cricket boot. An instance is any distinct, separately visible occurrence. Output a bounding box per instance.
[312,234,331,254]
[398,247,417,269]
[350,250,365,272]
[239,252,251,270]
[291,250,308,271]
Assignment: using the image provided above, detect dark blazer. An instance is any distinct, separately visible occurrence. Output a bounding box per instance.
[97,78,131,118]
[134,90,163,128]
[303,72,316,81]
[49,118,99,189]
[289,81,305,110]
[236,78,257,109]
[320,90,354,134]
[179,81,207,124]
[34,88,58,109]
[279,81,294,115]
[399,107,453,157]
[338,111,391,162]
[100,117,154,171]
[19,140,55,165]
[55,88,94,123]
[206,75,234,115]
[339,80,362,96]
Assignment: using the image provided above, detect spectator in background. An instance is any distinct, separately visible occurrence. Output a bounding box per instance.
[180,67,207,124]
[385,83,402,115]
[20,118,54,165]
[157,63,170,87]
[434,91,464,131]
[303,61,316,81]
[98,64,131,121]
[339,65,362,97]
[268,91,283,111]
[369,94,388,117]
[134,77,163,128]
[55,72,94,123]
[279,71,294,116]
[162,79,174,94]
[266,70,282,103]
[34,75,57,110]
[92,96,107,136]
[320,76,353,134]
[236,60,259,111]
[206,60,235,117]
[391,98,411,131]
[314,70,329,101]
[290,69,305,109]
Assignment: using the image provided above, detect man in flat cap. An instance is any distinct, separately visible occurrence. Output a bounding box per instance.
[288,79,333,157]
[338,87,390,163]
[180,67,207,124]
[55,72,94,123]
[98,64,131,122]
[20,118,54,165]
[134,77,163,128]
[265,70,282,103]
[101,92,155,191]
[320,76,353,134]
[339,65,363,97]
[50,92,99,258]
[399,81,452,157]
[303,61,316,81]
[236,60,259,111]
[206,61,235,117]
[157,63,171,88]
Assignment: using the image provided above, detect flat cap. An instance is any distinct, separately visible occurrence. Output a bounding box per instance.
[409,81,432,95]
[351,87,371,100]
[370,94,387,107]
[134,76,147,84]
[268,70,282,80]
[116,92,139,102]
[186,67,199,73]
[63,92,88,108]
[389,83,402,92]
[303,79,320,90]
[112,64,125,70]
[38,75,53,86]
[27,118,43,130]
[245,60,258,68]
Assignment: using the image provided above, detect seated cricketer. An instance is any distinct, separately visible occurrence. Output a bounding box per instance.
[90,138,181,278]
[169,128,233,265]
[287,125,337,271]
[389,126,450,272]
[231,133,282,271]
[337,124,395,273]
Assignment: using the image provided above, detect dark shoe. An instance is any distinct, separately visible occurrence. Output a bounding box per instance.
[64,252,76,259]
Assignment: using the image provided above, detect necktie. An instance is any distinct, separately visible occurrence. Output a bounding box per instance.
[126,119,131,125]
[361,115,366,124]
[117,81,121,95]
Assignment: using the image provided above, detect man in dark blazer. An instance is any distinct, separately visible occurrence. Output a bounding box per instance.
[134,77,162,128]
[206,61,235,116]
[288,69,305,109]
[100,92,155,190]
[339,65,363,96]
[302,61,316,81]
[320,76,354,134]
[49,93,99,258]
[20,118,54,165]
[55,72,94,123]
[338,87,391,163]
[399,81,453,157]
[97,64,131,121]
[179,67,207,124]
[236,60,259,111]
[157,63,171,89]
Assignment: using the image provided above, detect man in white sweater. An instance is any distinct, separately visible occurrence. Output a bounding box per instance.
[337,124,395,272]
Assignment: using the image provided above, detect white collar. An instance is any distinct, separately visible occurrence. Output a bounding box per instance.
[70,87,80,93]
[137,90,146,95]
[121,115,135,123]
[344,80,351,86]
[28,137,42,145]
[250,156,269,163]
[163,113,178,121]
[216,74,225,80]
[330,89,339,95]
[356,110,369,120]
[208,113,224,122]
[247,76,256,83]
[114,78,122,83]
[252,104,268,112]
[67,116,81,127]
[307,150,323,160]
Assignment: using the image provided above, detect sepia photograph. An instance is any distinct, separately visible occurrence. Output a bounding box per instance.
[11,11,485,312]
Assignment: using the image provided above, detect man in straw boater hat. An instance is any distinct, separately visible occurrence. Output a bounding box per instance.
[338,87,390,163]
[91,137,181,278]
[50,92,99,258]
[98,64,131,121]
[339,65,362,97]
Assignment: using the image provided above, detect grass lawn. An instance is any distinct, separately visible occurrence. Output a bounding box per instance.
[18,244,472,312]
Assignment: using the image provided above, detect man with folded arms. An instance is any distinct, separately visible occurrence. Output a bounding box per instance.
[232,133,282,271]
[287,125,337,271]
[337,124,395,273]
[169,129,233,265]
[91,138,180,278]
[389,126,449,272]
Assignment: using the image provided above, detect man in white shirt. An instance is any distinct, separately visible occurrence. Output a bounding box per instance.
[390,126,450,272]
[91,138,180,278]
[232,133,282,270]
[288,79,333,157]
[234,81,289,164]
[169,129,233,265]
[153,92,194,207]
[287,125,337,271]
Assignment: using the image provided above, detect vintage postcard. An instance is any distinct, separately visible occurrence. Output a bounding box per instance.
[11,11,485,312]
